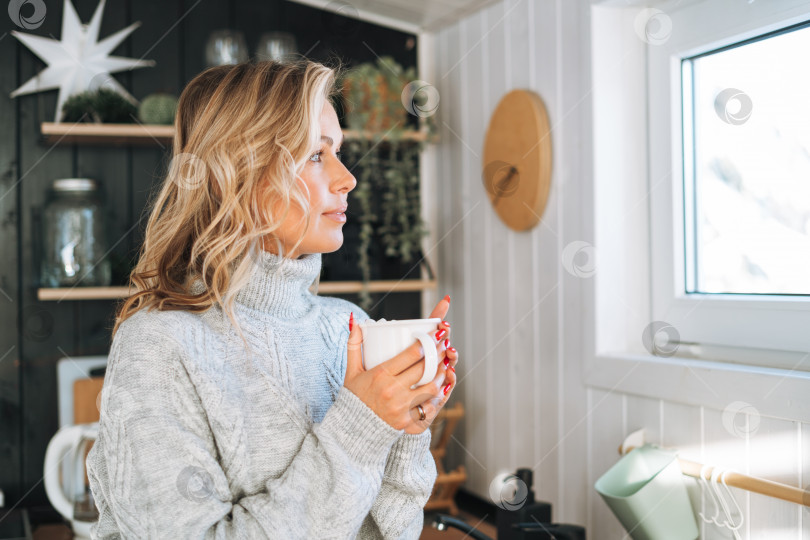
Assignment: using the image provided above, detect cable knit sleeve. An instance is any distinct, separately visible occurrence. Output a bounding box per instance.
[86,316,402,539]
[357,430,438,539]
[347,308,439,539]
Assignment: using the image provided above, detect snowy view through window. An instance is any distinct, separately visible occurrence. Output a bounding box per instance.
[686,24,810,295]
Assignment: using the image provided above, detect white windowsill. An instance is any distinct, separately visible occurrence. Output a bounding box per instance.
[584,352,810,423]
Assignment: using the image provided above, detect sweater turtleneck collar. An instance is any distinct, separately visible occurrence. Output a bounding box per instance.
[190,250,322,319]
[235,250,322,318]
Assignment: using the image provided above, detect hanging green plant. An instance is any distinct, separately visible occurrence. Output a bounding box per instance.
[346,137,378,309]
[342,56,410,135]
[339,56,436,311]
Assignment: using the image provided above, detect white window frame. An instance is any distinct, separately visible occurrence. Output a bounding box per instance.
[648,0,810,354]
[587,1,810,423]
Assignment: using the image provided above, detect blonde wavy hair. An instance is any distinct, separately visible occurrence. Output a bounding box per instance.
[114,59,343,341]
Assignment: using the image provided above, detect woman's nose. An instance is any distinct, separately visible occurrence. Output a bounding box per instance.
[334,162,357,193]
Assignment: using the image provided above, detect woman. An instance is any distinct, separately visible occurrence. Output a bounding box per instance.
[86,59,459,539]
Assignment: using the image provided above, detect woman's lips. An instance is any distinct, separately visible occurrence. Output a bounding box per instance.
[323,211,347,223]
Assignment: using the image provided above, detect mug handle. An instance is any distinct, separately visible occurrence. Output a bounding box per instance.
[410,331,439,388]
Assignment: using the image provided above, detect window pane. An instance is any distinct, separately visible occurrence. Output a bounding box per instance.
[686,24,810,295]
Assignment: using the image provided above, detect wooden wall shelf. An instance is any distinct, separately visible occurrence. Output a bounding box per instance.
[40,122,435,147]
[41,122,175,146]
[37,279,437,301]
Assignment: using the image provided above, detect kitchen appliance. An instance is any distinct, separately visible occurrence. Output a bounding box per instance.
[432,514,586,540]
[57,356,107,428]
[432,467,586,539]
[43,356,107,538]
[495,468,552,540]
[44,423,99,539]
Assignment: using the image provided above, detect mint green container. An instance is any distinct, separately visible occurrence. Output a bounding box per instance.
[595,444,698,540]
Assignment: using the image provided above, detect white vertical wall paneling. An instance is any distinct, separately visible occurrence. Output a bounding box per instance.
[622,395,628,439]
[475,9,496,497]
[797,424,810,540]
[443,18,469,477]
[702,407,751,540]
[748,417,799,539]
[531,0,563,503]
[504,0,537,480]
[700,406,708,540]
[435,24,458,470]
[527,0,564,509]
[587,388,626,538]
[442,19,485,489]
[625,395,662,447]
[440,15,489,492]
[481,0,512,485]
[585,388,594,532]
[454,12,480,493]
[454,12,473,489]
[450,12,473,486]
[453,10,489,494]
[525,0,544,509]
[503,0,517,474]
[431,1,810,537]
[662,401,703,533]
[558,0,592,527]
[418,31,440,319]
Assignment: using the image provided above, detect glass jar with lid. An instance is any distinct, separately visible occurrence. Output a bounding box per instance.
[40,178,111,288]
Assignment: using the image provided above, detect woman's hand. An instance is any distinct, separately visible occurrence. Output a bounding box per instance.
[342,296,458,433]
[404,297,458,434]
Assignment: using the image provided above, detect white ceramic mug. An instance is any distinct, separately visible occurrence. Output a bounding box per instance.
[359,318,441,388]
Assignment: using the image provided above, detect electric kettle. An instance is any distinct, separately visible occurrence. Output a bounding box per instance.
[44,423,99,539]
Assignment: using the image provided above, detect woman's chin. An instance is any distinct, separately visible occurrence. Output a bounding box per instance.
[317,234,344,254]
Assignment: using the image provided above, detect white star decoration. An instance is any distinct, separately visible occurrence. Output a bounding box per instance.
[9,0,155,122]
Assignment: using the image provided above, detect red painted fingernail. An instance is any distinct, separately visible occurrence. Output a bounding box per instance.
[444,294,451,303]
[435,328,446,340]
[448,365,455,373]
[443,383,451,395]
[449,347,457,354]
[444,357,450,367]
[444,338,450,348]
[442,320,451,328]
[349,312,353,331]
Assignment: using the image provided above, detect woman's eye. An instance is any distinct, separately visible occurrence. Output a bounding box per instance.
[310,149,342,163]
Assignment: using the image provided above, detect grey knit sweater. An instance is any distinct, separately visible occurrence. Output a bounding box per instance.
[86,251,437,539]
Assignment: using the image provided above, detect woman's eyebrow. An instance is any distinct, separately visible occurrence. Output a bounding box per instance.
[320,134,344,147]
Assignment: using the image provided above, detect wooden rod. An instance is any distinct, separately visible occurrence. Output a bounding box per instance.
[41,123,436,147]
[621,446,809,509]
[679,459,809,508]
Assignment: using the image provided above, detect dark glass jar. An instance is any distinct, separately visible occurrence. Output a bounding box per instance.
[40,178,111,287]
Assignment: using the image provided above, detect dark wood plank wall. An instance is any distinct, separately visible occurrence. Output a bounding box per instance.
[0,0,21,514]
[0,0,418,509]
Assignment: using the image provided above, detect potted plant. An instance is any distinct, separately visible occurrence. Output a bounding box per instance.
[338,56,436,309]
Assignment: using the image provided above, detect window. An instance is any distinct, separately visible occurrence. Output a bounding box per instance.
[683,23,810,296]
[648,0,810,358]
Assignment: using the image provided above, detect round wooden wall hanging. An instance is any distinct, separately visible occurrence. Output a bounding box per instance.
[482,89,552,231]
